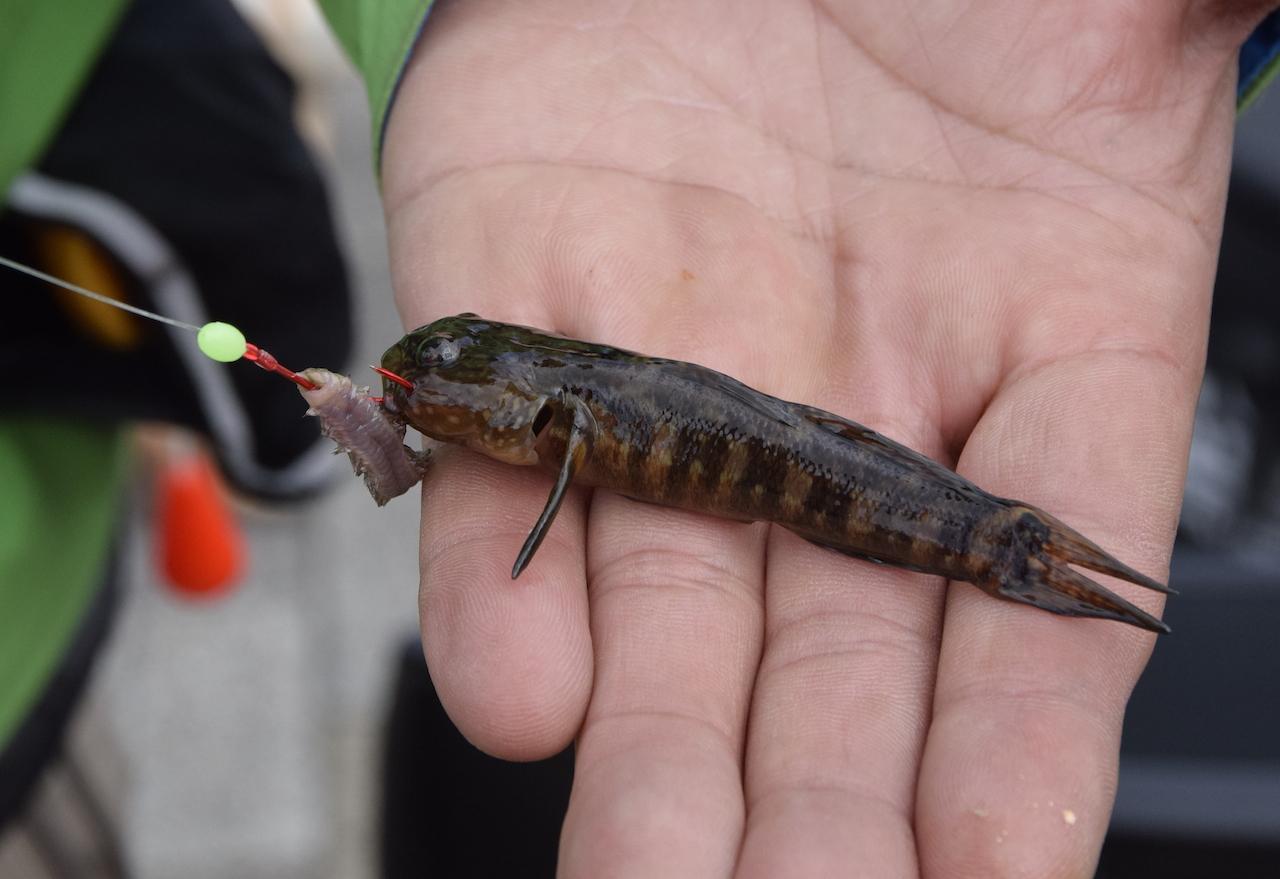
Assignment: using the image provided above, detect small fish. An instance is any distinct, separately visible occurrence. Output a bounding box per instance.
[370,315,1171,633]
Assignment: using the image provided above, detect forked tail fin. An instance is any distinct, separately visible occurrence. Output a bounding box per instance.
[1008,556,1171,634]
[998,506,1172,634]
[1037,508,1176,596]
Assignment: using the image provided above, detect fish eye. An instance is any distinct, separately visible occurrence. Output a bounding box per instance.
[418,335,462,368]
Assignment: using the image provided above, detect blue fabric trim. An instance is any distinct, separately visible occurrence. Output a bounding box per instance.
[1239,10,1280,102]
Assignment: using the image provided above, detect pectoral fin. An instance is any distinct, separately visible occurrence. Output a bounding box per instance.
[512,392,595,578]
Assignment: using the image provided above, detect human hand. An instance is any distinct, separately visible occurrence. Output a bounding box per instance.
[380,1,1266,874]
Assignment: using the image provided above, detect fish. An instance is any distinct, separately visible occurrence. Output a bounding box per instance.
[372,314,1172,633]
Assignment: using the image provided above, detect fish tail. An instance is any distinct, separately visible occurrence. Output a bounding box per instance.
[990,504,1172,634]
[1038,510,1176,595]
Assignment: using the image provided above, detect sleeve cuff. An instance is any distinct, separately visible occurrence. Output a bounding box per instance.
[1239,10,1280,111]
[317,0,436,171]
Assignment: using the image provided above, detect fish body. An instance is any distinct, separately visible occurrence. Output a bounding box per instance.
[378,315,1171,633]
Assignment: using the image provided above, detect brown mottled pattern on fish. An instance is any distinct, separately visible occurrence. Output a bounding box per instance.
[378,315,1173,634]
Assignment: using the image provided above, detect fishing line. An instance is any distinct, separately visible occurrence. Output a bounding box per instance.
[1,252,321,389]
[1,253,201,332]
[3,251,426,504]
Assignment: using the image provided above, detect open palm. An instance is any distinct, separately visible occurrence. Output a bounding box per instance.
[379,1,1261,875]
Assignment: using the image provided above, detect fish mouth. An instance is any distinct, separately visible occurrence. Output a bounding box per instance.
[376,343,415,413]
[379,340,410,379]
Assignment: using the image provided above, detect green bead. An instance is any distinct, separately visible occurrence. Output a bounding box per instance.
[197,322,247,362]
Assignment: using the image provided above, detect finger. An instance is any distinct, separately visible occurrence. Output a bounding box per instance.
[917,352,1195,877]
[418,447,593,759]
[558,496,766,878]
[382,181,599,760]
[735,416,948,879]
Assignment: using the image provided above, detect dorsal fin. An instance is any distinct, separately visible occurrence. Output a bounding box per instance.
[800,407,983,496]
[667,362,802,428]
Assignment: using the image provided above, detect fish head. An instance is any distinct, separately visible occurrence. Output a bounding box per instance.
[379,314,548,465]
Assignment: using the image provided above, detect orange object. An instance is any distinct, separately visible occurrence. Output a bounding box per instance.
[37,224,144,349]
[155,448,245,597]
